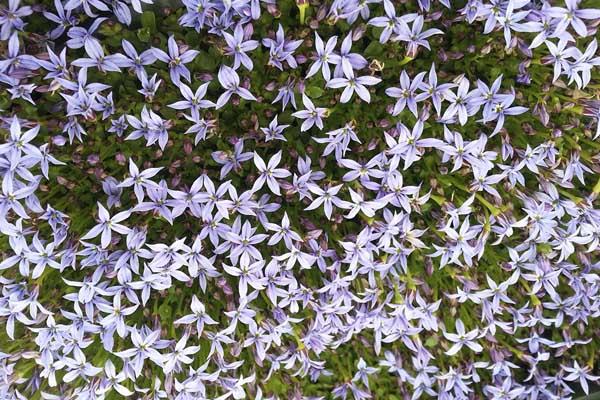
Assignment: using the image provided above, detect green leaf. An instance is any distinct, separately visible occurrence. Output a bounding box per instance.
[136,27,152,42]
[158,303,172,320]
[399,55,414,66]
[99,22,122,37]
[575,391,600,400]
[305,86,324,98]
[141,11,156,33]
[363,41,384,57]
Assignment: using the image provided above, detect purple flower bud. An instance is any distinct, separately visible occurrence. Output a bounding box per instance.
[87,154,100,165]
[115,153,126,165]
[295,54,308,64]
[265,81,277,91]
[352,26,366,41]
[52,135,67,146]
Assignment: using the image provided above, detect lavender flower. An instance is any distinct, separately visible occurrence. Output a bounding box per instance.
[252,150,291,195]
[261,115,289,142]
[0,0,32,40]
[216,65,257,109]
[80,202,131,248]
[334,32,368,78]
[443,319,483,356]
[385,70,426,117]
[326,72,381,103]
[262,24,303,70]
[119,39,157,78]
[395,15,443,57]
[169,82,215,119]
[118,158,162,203]
[548,0,600,37]
[224,23,259,71]
[292,94,328,131]
[152,35,199,85]
[306,32,339,81]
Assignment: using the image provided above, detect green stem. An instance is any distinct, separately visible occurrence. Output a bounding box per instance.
[297,3,309,24]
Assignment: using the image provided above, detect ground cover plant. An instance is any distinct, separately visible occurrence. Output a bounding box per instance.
[1,0,600,398]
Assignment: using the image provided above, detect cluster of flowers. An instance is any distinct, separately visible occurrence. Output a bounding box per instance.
[1,0,600,398]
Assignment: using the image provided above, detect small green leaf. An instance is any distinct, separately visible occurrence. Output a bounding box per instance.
[141,11,156,33]
[137,27,151,42]
[425,336,439,348]
[364,41,384,57]
[158,303,172,319]
[99,22,122,37]
[399,56,414,66]
[305,86,324,98]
